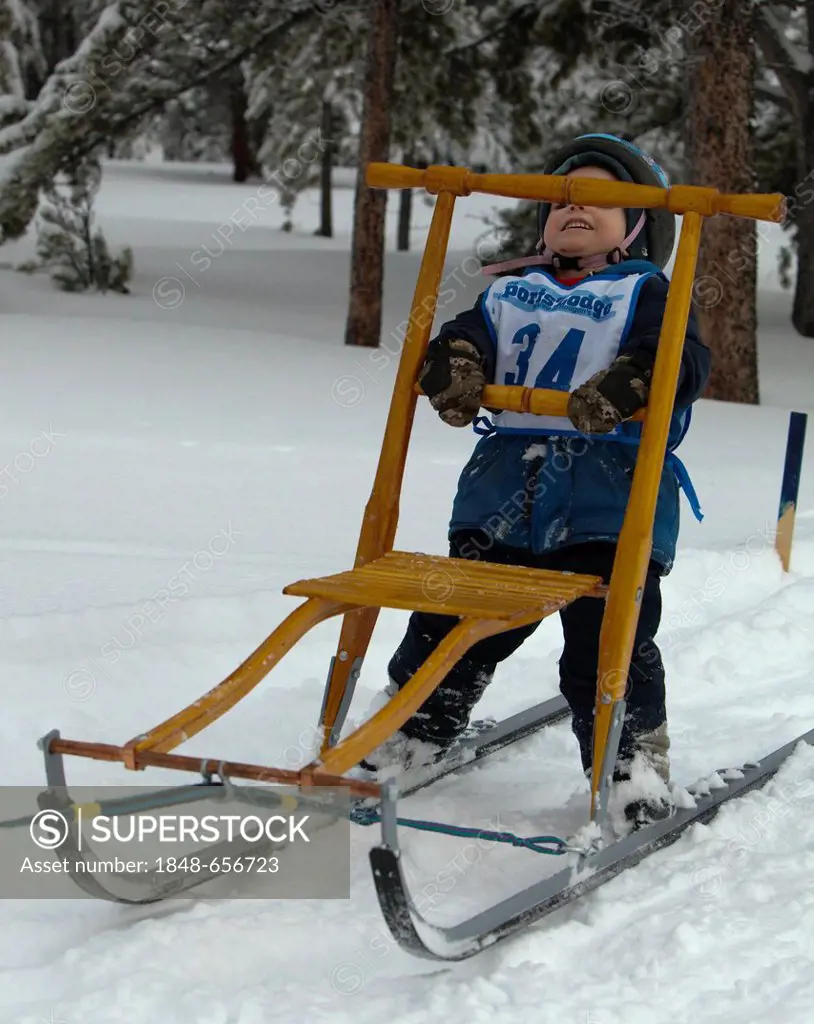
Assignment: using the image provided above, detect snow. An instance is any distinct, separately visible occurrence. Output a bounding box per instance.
[0,94,26,117]
[1,158,814,1022]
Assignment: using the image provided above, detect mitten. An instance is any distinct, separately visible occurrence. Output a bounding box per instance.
[567,351,654,434]
[418,337,486,427]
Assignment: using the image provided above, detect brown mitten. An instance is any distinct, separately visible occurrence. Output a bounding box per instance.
[567,351,653,434]
[418,337,486,427]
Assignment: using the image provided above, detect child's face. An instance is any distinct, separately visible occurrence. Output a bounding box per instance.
[543,166,628,259]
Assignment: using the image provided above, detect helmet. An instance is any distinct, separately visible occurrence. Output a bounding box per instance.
[536,133,675,270]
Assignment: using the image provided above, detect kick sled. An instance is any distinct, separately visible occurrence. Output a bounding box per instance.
[26,162,813,960]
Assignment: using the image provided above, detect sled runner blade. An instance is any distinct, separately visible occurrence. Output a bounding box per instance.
[370,727,814,961]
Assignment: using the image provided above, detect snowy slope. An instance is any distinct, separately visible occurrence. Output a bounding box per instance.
[1,161,814,1023]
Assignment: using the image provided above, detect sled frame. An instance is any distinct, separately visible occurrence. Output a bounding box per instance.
[43,163,784,824]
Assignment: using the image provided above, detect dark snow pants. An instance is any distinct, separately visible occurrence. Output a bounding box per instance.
[386,530,666,773]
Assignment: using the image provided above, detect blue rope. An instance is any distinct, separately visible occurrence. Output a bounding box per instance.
[351,806,570,855]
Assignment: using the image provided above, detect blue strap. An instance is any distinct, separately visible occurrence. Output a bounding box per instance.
[471,410,703,522]
[667,450,704,521]
[351,805,570,855]
[609,432,704,522]
[472,415,496,436]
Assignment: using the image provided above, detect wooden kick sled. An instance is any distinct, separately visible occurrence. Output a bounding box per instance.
[29,162,814,960]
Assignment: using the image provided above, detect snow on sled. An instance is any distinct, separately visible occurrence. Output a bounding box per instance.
[12,161,803,959]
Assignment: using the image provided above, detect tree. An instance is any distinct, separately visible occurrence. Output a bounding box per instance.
[316,98,336,237]
[755,2,814,337]
[396,148,415,251]
[0,0,319,245]
[313,22,357,238]
[344,0,399,347]
[226,66,260,182]
[246,6,359,234]
[17,152,132,292]
[685,0,758,403]
[31,0,81,79]
[155,83,232,163]
[466,0,687,264]
[343,0,579,344]
[388,1,486,251]
[0,0,45,125]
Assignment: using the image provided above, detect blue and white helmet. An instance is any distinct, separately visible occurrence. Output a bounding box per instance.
[536,133,675,270]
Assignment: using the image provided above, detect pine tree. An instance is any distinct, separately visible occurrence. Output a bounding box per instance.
[0,0,45,125]
[342,0,581,345]
[685,0,758,403]
[344,0,398,348]
[17,152,132,292]
[225,65,261,183]
[155,83,232,164]
[388,0,487,250]
[461,0,686,263]
[755,2,814,338]
[316,97,337,237]
[246,6,360,233]
[0,0,320,245]
[30,0,90,78]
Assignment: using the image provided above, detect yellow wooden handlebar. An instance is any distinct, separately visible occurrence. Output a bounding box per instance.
[366,162,785,224]
[414,382,646,422]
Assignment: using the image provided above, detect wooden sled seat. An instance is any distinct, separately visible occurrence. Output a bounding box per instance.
[284,550,606,620]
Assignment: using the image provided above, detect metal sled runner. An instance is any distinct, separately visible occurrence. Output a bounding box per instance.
[31,162,802,958]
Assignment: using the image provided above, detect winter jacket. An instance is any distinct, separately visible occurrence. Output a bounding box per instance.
[429,261,711,573]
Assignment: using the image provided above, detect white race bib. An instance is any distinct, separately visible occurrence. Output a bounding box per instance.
[481,270,657,435]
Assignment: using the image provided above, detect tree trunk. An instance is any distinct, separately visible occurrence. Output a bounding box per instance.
[792,118,814,336]
[39,0,77,76]
[684,0,758,403]
[230,76,258,183]
[397,148,414,250]
[344,0,398,347]
[316,99,333,237]
[792,8,814,338]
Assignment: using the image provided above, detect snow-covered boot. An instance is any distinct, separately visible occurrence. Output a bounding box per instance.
[358,729,447,777]
[623,788,673,829]
[613,723,674,830]
[354,679,449,780]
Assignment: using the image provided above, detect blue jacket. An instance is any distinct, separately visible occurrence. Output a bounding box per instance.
[430,262,711,574]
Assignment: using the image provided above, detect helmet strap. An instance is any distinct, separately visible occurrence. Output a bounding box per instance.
[480,210,647,277]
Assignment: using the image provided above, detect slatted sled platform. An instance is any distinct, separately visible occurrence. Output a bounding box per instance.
[40,161,784,828]
[285,550,603,620]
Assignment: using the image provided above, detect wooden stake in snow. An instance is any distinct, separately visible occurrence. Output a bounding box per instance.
[777,410,808,572]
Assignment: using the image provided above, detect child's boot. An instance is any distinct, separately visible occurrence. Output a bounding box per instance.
[355,679,450,777]
[616,722,674,829]
[358,730,447,776]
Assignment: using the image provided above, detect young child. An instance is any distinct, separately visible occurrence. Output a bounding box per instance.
[359,133,711,827]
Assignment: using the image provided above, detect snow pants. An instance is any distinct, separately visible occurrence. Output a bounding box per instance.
[386,531,667,775]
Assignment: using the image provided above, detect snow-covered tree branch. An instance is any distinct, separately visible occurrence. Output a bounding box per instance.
[0,0,45,126]
[755,3,811,120]
[0,0,320,243]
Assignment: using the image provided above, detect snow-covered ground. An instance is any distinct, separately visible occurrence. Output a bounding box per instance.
[2,159,814,1023]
